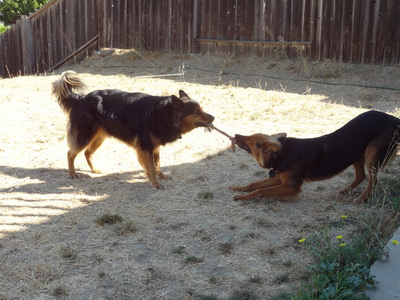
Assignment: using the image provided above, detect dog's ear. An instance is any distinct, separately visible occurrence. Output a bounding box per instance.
[171,95,184,110]
[272,132,287,139]
[179,90,190,100]
[259,137,282,153]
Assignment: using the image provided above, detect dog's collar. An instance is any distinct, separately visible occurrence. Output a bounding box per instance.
[269,169,277,178]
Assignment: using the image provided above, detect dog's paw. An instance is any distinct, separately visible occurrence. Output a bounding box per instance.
[233,194,246,201]
[68,172,79,179]
[352,194,367,205]
[158,172,169,180]
[229,185,247,192]
[91,168,102,174]
[151,181,165,190]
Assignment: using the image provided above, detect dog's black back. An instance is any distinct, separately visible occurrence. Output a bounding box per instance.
[274,111,400,179]
[69,89,184,151]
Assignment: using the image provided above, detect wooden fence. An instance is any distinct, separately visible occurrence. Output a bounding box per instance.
[1,0,400,78]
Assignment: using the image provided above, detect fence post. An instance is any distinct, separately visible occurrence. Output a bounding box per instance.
[20,15,35,74]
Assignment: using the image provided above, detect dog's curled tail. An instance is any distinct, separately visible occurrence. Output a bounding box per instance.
[52,71,87,114]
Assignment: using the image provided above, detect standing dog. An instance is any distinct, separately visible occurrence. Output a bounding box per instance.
[52,71,214,188]
[230,111,400,203]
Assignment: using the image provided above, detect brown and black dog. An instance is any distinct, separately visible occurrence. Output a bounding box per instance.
[52,71,214,188]
[230,110,400,203]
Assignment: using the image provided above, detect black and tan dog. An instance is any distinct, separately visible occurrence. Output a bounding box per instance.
[52,71,214,188]
[230,110,400,203]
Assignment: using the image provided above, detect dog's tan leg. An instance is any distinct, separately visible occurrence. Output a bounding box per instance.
[233,180,301,201]
[355,143,381,204]
[355,135,399,204]
[136,148,162,189]
[153,147,168,179]
[84,135,106,174]
[339,157,365,194]
[230,177,281,192]
[67,150,80,179]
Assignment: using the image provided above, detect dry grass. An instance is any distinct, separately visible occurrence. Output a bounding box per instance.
[0,51,399,299]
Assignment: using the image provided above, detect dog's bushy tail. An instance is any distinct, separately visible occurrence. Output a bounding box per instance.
[52,71,86,114]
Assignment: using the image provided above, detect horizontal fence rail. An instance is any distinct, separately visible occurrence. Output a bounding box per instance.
[1,0,399,78]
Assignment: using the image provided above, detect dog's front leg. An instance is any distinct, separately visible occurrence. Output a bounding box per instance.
[230,177,281,192]
[153,147,168,180]
[136,148,163,189]
[233,182,301,201]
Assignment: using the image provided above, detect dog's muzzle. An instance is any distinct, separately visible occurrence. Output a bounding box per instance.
[234,134,251,153]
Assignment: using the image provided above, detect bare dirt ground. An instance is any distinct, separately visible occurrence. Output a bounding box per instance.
[0,50,399,300]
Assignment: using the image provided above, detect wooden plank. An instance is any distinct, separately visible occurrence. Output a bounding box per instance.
[120,0,127,48]
[351,0,363,63]
[97,0,103,48]
[103,0,112,48]
[301,0,311,41]
[21,16,30,74]
[0,38,4,77]
[59,0,65,59]
[195,38,311,45]
[394,1,400,65]
[375,0,386,64]
[30,15,38,73]
[124,0,132,47]
[50,35,98,70]
[331,0,343,62]
[321,0,332,61]
[179,0,185,52]
[382,0,396,64]
[309,0,319,60]
[147,0,154,51]
[262,0,275,57]
[185,0,194,53]
[45,7,53,69]
[193,0,200,52]
[2,30,10,76]
[7,23,15,75]
[360,0,370,64]
[340,0,353,62]
[52,3,60,66]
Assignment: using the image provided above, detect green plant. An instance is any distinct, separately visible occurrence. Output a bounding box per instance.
[286,212,395,299]
[114,220,137,235]
[95,213,123,226]
[197,191,214,200]
[209,276,218,285]
[228,289,258,300]
[60,246,78,260]
[218,242,234,255]
[171,246,186,255]
[184,256,204,264]
[0,23,9,35]
[0,0,49,25]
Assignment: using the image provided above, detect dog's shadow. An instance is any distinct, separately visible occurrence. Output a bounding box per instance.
[0,165,151,197]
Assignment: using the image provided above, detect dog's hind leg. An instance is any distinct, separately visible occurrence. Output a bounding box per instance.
[67,150,80,178]
[339,157,365,195]
[85,134,106,174]
[66,118,98,179]
[355,136,395,204]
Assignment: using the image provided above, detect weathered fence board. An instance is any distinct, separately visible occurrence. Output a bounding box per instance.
[1,0,400,78]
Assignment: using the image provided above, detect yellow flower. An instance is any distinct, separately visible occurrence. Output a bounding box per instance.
[298,238,306,243]
[392,240,399,245]
[340,243,346,247]
[336,235,343,240]
[340,215,348,219]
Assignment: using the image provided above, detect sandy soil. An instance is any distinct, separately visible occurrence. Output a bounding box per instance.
[0,50,399,299]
